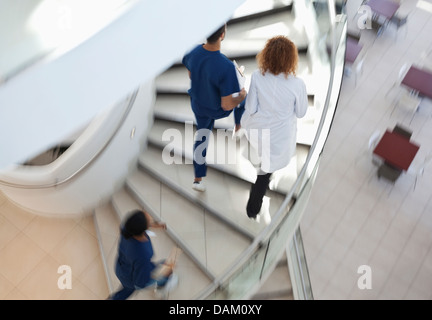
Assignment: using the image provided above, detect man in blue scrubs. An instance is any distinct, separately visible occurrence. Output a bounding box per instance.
[182,24,247,191]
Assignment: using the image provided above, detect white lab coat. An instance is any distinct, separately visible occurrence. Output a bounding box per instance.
[241,70,308,173]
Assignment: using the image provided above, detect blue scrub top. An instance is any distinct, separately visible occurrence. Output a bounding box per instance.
[182,44,240,119]
[115,232,156,289]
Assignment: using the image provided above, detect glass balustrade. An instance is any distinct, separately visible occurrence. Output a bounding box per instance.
[199,0,347,300]
[0,0,347,300]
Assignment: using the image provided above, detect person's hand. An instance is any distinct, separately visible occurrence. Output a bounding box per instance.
[152,221,167,229]
[239,88,247,100]
[158,262,174,277]
[157,221,167,230]
[164,262,175,269]
[165,262,175,275]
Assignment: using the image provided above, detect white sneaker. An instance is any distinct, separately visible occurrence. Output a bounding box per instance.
[192,180,206,192]
[249,196,269,223]
[154,273,179,300]
[250,214,261,223]
[164,273,178,292]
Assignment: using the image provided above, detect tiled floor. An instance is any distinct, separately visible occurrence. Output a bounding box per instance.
[301,0,432,300]
[0,191,109,299]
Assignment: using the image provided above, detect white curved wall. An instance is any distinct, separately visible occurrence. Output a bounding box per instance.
[0,0,246,169]
[0,81,154,217]
[0,95,131,186]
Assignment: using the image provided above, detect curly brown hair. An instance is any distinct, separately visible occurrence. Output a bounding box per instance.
[257,36,298,77]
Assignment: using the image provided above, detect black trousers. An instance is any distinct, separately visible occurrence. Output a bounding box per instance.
[246,172,272,218]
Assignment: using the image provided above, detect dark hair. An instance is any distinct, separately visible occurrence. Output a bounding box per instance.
[206,24,226,44]
[121,210,148,239]
[257,35,298,77]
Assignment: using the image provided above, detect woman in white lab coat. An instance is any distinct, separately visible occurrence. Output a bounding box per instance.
[241,36,308,219]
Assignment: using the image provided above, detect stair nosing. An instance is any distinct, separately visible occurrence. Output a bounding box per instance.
[136,156,257,241]
[251,289,294,300]
[109,187,216,299]
[228,3,294,26]
[124,181,218,280]
[146,125,307,196]
[169,47,308,68]
[93,209,115,294]
[152,95,315,132]
[147,137,258,185]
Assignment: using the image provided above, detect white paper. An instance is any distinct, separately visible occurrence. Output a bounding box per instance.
[146,230,156,237]
[233,60,246,89]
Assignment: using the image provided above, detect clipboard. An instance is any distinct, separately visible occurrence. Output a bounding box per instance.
[233,60,245,89]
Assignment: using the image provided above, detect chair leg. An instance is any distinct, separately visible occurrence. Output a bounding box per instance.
[409,101,421,124]
[409,111,416,124]
[367,167,377,184]
[385,83,396,98]
[376,169,396,196]
[390,100,398,117]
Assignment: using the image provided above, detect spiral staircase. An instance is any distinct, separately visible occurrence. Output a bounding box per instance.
[93,1,319,300]
[0,0,345,300]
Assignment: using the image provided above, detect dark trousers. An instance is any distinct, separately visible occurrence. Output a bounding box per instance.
[111,286,135,300]
[233,100,245,125]
[246,172,272,218]
[111,274,171,300]
[193,102,245,178]
[111,260,170,300]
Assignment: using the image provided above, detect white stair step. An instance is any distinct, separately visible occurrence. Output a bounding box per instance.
[111,188,144,222]
[148,119,258,185]
[138,144,288,238]
[148,118,309,194]
[179,7,306,62]
[231,0,293,21]
[127,169,252,277]
[153,94,239,130]
[251,253,293,300]
[156,55,313,95]
[94,202,121,294]
[153,93,317,146]
[125,170,216,279]
[110,187,214,299]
